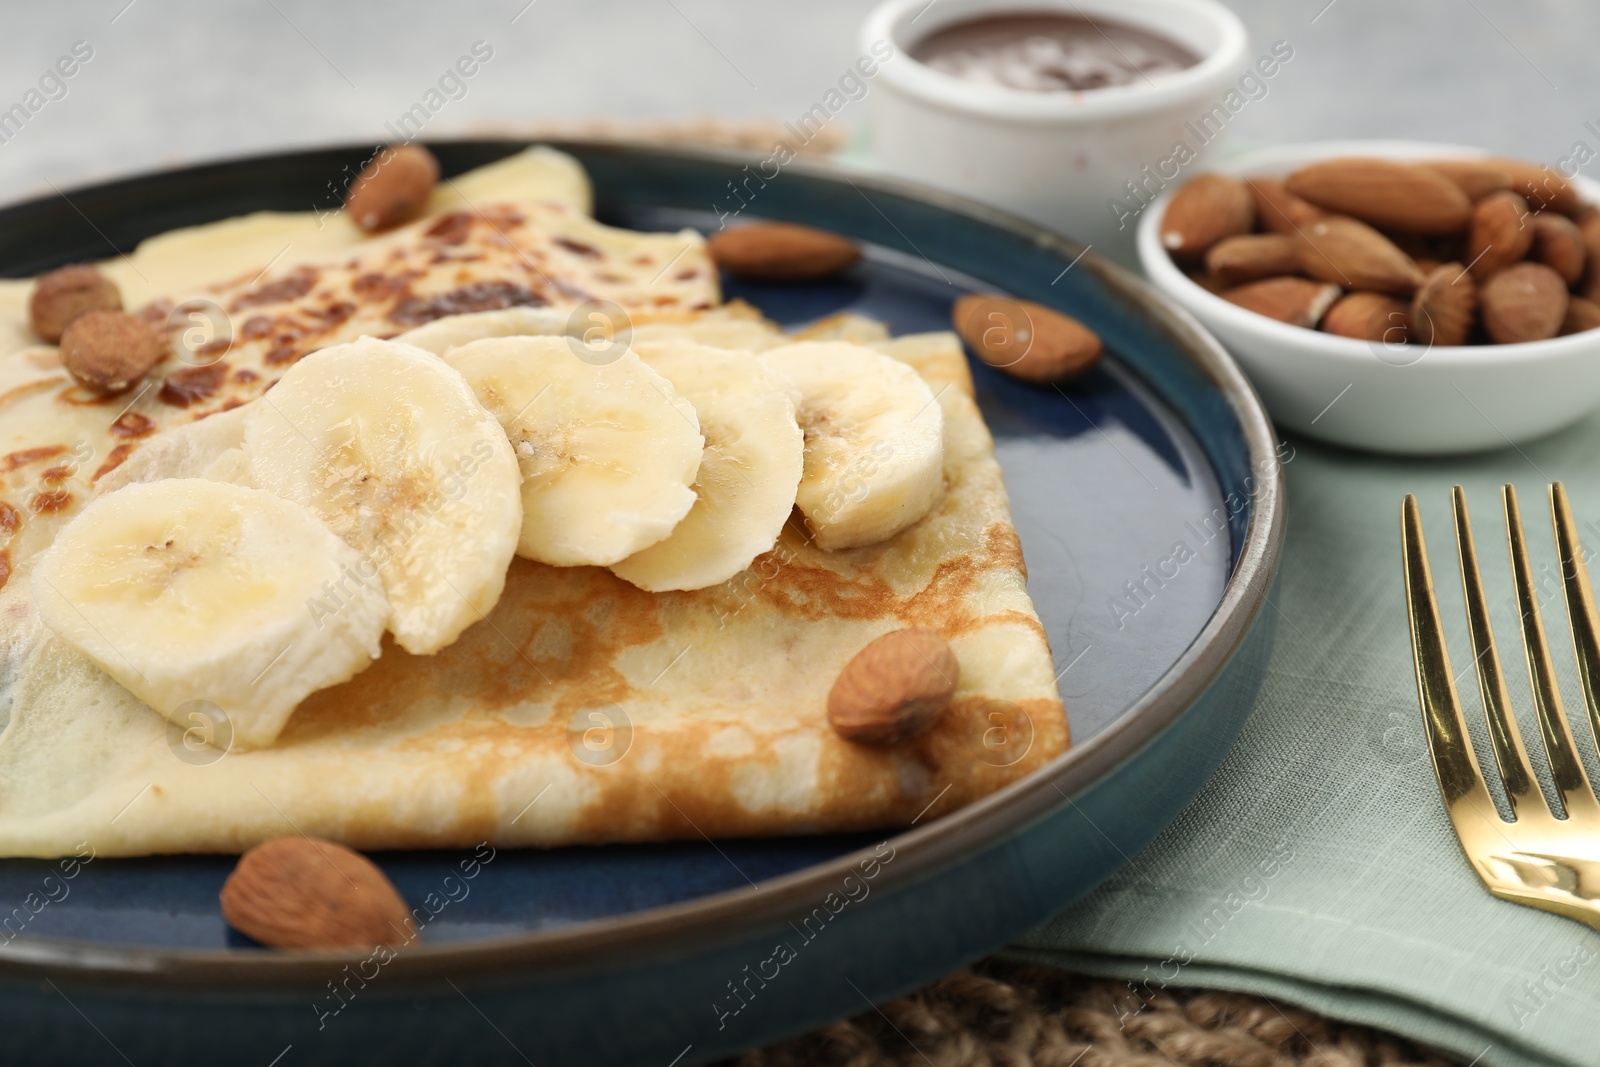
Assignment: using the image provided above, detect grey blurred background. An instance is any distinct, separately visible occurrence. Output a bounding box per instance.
[0,0,1589,205]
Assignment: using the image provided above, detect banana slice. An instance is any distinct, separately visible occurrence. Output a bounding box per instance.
[31,478,388,749]
[610,341,803,591]
[96,404,253,494]
[446,336,703,567]
[242,337,522,655]
[394,307,571,355]
[761,341,945,551]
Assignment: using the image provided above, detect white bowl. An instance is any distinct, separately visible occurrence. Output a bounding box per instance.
[861,0,1251,262]
[1137,140,1600,455]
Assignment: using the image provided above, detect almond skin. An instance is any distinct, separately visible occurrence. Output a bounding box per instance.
[1530,212,1587,286]
[1284,158,1472,235]
[344,145,440,233]
[59,309,165,394]
[1322,291,1410,342]
[29,265,122,343]
[220,837,415,950]
[828,627,958,745]
[1480,262,1568,344]
[1561,295,1600,336]
[1410,263,1477,348]
[1245,177,1325,235]
[952,293,1101,382]
[707,222,860,282]
[1579,212,1600,303]
[1465,191,1533,280]
[1295,216,1426,295]
[1204,233,1300,286]
[1221,277,1341,328]
[1492,158,1582,216]
[1160,174,1254,259]
[1422,159,1514,201]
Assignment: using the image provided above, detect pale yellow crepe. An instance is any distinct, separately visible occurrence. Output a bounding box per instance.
[0,149,1068,858]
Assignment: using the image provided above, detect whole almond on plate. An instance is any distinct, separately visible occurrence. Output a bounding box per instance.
[1295,216,1426,295]
[1204,233,1299,285]
[345,144,440,233]
[1220,276,1341,328]
[1492,158,1581,216]
[221,836,414,950]
[29,264,122,343]
[1480,262,1568,344]
[1465,190,1533,280]
[1530,212,1586,286]
[828,627,958,744]
[1160,174,1254,258]
[1322,291,1409,342]
[707,222,860,282]
[1562,295,1600,336]
[1410,263,1477,347]
[952,293,1101,382]
[1245,176,1325,235]
[59,309,165,394]
[1422,159,1515,201]
[1284,158,1472,235]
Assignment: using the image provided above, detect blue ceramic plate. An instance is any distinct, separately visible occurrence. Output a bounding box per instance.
[0,141,1284,1066]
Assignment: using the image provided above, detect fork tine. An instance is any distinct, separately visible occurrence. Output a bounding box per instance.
[1451,487,1542,818]
[1550,483,1600,782]
[1501,484,1600,819]
[1402,494,1498,812]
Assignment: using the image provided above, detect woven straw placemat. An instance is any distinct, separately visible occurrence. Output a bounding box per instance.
[732,961,1456,1067]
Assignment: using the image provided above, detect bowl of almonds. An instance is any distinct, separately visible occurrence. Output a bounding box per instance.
[1137,140,1600,454]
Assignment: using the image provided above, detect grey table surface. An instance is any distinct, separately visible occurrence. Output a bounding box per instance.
[0,0,1590,209]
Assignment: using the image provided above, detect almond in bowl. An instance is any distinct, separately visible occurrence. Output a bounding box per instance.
[1136,141,1600,454]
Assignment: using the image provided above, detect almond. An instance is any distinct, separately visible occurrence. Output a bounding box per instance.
[1492,158,1582,216]
[1410,263,1477,347]
[1530,212,1587,286]
[344,145,440,233]
[828,627,958,744]
[1465,191,1533,280]
[29,265,122,343]
[1295,216,1426,295]
[1579,212,1600,303]
[952,294,1101,382]
[1321,291,1410,342]
[1183,268,1229,296]
[1160,174,1254,259]
[220,836,415,950]
[707,222,860,282]
[1220,277,1342,328]
[1561,295,1600,336]
[1204,233,1300,285]
[59,309,165,394]
[1245,177,1325,235]
[1422,159,1514,201]
[1480,262,1568,344]
[1284,158,1472,235]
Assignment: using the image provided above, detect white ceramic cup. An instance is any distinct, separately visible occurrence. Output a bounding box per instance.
[1136,140,1600,456]
[860,0,1252,261]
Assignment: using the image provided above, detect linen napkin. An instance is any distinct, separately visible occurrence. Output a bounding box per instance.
[1010,416,1600,1067]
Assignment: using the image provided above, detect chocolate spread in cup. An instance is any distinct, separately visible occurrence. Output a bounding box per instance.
[912,13,1200,92]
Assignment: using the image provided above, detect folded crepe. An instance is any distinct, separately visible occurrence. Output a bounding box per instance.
[0,149,1067,857]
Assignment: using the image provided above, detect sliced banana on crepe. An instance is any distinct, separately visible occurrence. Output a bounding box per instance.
[394,307,571,356]
[446,336,703,567]
[611,341,803,591]
[242,337,523,656]
[96,404,253,494]
[761,341,945,552]
[31,478,388,749]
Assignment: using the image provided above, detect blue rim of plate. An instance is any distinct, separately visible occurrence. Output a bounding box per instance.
[0,139,1286,987]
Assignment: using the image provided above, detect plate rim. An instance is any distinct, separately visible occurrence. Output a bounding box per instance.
[0,137,1286,987]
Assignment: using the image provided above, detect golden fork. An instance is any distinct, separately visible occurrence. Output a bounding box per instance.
[1402,483,1600,932]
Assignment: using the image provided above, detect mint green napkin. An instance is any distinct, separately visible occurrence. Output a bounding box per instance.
[1010,416,1600,1067]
